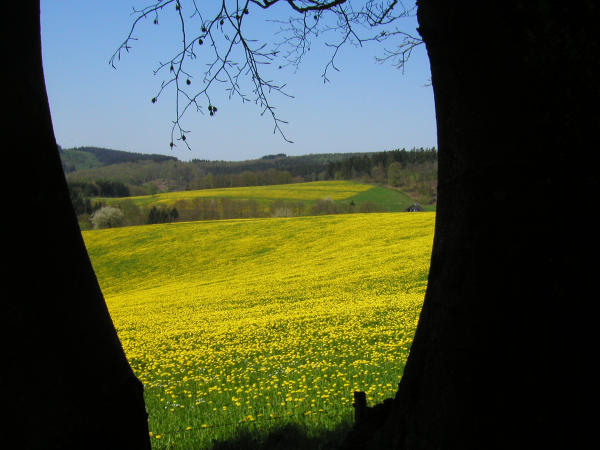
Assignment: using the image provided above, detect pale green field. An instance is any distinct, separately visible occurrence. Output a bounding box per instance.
[83,212,435,448]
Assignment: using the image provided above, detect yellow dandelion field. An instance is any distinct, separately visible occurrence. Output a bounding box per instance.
[83,212,434,447]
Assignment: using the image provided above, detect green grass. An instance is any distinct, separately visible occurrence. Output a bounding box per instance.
[343,185,415,211]
[204,420,353,449]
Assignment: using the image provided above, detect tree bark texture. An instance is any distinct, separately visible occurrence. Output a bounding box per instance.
[344,1,598,448]
[2,3,150,448]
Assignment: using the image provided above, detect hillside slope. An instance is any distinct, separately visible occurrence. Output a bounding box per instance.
[60,146,177,173]
[90,181,430,228]
[83,212,435,448]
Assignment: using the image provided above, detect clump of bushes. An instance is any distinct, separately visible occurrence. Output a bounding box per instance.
[91,206,124,229]
[147,206,179,224]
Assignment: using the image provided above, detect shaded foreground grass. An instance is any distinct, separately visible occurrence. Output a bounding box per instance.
[149,412,353,449]
[83,212,434,448]
[211,420,353,450]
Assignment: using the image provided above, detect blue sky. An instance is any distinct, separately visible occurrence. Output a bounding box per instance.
[41,0,436,162]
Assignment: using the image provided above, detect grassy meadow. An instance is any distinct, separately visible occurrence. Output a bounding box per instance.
[83,211,435,448]
[103,181,372,206]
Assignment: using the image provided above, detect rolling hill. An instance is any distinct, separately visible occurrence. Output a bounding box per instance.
[83,211,435,448]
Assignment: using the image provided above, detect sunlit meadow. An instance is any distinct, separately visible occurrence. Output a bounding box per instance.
[101,180,373,208]
[83,212,434,448]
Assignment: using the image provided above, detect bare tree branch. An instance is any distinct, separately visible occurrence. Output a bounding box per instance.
[111,0,421,149]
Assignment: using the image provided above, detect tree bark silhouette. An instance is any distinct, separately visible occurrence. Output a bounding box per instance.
[344,1,598,448]
[3,2,150,448]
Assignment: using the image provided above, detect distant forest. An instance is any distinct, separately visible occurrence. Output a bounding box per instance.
[62,146,437,221]
[60,146,177,173]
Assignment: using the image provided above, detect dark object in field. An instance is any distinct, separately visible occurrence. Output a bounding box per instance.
[404,203,424,212]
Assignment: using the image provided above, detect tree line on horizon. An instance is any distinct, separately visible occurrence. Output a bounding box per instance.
[64,147,437,228]
[65,147,436,194]
[59,145,177,173]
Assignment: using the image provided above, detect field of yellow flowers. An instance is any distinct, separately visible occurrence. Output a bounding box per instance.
[102,180,373,208]
[83,212,434,448]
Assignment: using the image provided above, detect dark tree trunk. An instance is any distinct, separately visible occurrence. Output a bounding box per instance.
[345,1,598,448]
[3,3,150,449]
